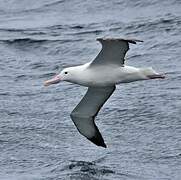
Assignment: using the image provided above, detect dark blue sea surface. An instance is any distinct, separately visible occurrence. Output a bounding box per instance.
[0,0,181,179]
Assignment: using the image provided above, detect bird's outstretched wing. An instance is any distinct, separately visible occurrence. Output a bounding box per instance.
[89,38,143,67]
[70,86,115,148]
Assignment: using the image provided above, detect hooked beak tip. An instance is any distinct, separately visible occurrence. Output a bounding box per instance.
[44,81,51,86]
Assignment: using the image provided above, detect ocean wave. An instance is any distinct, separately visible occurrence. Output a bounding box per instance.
[107,14,181,35]
[125,16,181,32]
[41,0,65,8]
[46,23,99,31]
[63,160,115,179]
[0,22,102,39]
[0,38,49,44]
[70,29,104,36]
[0,37,82,45]
[0,0,65,15]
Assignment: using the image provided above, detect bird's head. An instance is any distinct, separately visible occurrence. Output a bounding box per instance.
[44,67,74,86]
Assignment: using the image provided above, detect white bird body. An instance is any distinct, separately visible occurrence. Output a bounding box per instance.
[44,38,165,148]
[61,63,157,87]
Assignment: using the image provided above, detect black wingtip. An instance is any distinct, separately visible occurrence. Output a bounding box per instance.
[102,143,107,148]
[88,136,107,148]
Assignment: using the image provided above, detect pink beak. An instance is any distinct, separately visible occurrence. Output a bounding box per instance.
[44,75,61,86]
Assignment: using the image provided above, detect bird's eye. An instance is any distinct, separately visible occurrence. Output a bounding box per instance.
[64,72,68,74]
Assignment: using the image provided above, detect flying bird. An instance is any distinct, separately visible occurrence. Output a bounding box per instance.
[44,38,165,148]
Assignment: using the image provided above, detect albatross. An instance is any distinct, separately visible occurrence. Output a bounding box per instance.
[44,38,165,148]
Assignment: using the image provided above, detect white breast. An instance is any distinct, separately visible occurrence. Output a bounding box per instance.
[68,64,143,87]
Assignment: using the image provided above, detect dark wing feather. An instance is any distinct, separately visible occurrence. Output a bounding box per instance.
[70,86,115,148]
[89,38,143,67]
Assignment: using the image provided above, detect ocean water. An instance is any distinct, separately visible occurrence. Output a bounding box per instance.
[0,0,181,179]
